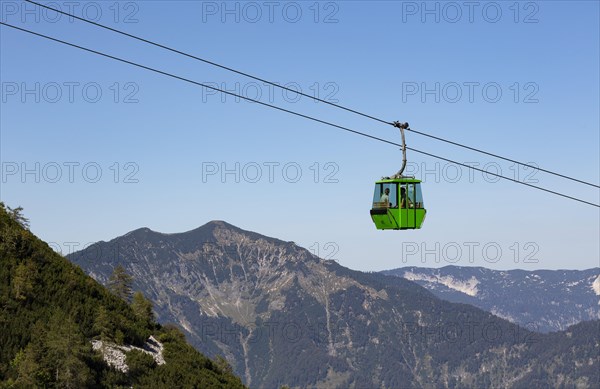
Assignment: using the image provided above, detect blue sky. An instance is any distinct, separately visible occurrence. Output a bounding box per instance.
[1,0,598,272]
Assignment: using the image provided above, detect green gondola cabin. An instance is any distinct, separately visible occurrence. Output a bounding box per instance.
[370,177,426,230]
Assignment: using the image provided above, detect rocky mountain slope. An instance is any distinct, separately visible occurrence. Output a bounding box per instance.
[381,266,600,332]
[69,221,599,388]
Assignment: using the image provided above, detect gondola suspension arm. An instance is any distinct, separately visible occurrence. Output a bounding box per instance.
[392,121,410,178]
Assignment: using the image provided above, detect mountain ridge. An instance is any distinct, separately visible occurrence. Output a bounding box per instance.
[119,221,291,242]
[382,265,600,333]
[68,220,600,388]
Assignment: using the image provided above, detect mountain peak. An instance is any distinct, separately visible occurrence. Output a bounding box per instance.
[186,220,245,236]
[71,220,316,274]
[125,226,156,235]
[121,221,286,245]
[65,219,600,388]
[189,220,232,231]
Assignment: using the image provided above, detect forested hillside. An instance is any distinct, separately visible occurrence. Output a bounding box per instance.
[0,203,245,388]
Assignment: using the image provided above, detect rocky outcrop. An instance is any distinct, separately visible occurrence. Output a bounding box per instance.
[92,336,165,373]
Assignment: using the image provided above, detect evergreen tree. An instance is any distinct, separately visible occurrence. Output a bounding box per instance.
[93,306,114,341]
[12,261,35,301]
[3,203,29,229]
[126,349,156,381]
[132,291,154,325]
[44,311,93,388]
[108,265,133,302]
[14,343,45,387]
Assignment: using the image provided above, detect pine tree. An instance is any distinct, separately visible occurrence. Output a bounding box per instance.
[131,291,154,325]
[14,343,45,387]
[12,261,35,300]
[108,265,133,302]
[126,349,156,380]
[4,203,30,229]
[45,311,93,388]
[93,306,114,341]
[13,322,50,386]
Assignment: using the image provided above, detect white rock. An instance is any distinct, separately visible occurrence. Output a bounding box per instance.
[592,275,600,303]
[403,271,480,297]
[92,336,165,373]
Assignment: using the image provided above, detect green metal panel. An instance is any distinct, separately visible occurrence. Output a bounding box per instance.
[370,208,426,230]
[414,209,426,228]
[371,211,400,229]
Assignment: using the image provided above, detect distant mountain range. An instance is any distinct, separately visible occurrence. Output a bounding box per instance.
[68,221,600,388]
[381,266,600,333]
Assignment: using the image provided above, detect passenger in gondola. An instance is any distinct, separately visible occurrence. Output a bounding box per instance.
[400,187,412,208]
[380,187,391,207]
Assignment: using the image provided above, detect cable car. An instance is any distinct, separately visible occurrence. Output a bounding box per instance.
[370,121,426,230]
[370,177,426,229]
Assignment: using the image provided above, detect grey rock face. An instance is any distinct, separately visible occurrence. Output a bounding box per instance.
[69,222,599,388]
